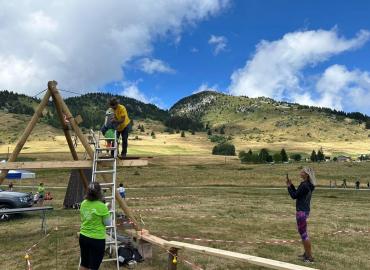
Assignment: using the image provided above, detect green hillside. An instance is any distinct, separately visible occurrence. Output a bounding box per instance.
[0,90,169,130]
[170,91,370,143]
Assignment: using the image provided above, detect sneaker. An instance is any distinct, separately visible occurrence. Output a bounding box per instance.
[297,253,306,259]
[303,255,315,263]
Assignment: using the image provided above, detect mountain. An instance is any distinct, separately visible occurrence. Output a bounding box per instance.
[170,91,370,143]
[1,89,370,148]
[0,90,169,130]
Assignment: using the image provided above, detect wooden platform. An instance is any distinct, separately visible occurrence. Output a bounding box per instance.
[0,159,148,170]
[128,230,319,270]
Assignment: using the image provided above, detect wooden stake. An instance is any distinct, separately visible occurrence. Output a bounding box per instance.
[0,90,51,185]
[48,83,89,190]
[168,248,178,270]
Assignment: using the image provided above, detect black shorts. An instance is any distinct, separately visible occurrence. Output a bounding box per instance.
[79,234,105,270]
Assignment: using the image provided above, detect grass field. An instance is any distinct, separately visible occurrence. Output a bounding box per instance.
[1,156,370,270]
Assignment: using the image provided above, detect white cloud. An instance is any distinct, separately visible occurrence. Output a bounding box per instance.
[190,47,199,53]
[302,65,370,113]
[121,82,149,103]
[121,81,165,108]
[138,58,175,74]
[229,29,370,99]
[192,82,219,94]
[0,0,229,95]
[208,35,228,55]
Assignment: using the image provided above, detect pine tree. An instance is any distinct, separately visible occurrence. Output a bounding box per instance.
[207,129,212,136]
[310,150,318,162]
[317,148,325,162]
[280,148,288,162]
[181,131,185,137]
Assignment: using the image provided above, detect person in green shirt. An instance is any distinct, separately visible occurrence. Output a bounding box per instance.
[79,182,111,270]
[37,183,45,206]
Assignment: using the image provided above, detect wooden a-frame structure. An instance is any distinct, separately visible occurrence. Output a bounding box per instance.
[0,80,144,230]
[0,81,318,270]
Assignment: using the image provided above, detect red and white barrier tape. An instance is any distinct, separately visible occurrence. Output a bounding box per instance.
[132,205,187,212]
[128,195,194,201]
[161,229,370,246]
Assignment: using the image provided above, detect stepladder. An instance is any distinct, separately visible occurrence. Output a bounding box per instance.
[91,129,120,269]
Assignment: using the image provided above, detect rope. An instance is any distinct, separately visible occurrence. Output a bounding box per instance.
[31,89,48,99]
[59,89,84,96]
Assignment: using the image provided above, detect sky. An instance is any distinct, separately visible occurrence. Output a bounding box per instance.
[1,0,370,114]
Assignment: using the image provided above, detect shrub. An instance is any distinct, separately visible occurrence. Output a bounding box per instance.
[207,129,212,136]
[290,153,302,162]
[273,153,282,163]
[212,143,236,156]
[181,131,185,137]
[209,135,227,143]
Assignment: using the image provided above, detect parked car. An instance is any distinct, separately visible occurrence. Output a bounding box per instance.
[0,188,33,220]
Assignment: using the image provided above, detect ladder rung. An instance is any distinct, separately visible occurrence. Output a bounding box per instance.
[105,241,117,245]
[105,196,114,200]
[106,225,115,229]
[100,183,115,186]
[96,147,116,150]
[94,170,115,174]
[102,258,118,262]
[99,138,115,140]
[96,158,116,162]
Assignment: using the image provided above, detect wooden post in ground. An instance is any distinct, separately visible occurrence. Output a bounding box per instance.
[0,90,51,185]
[47,81,141,231]
[48,83,89,190]
[168,248,178,270]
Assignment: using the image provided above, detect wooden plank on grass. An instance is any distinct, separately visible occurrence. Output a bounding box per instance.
[0,159,148,170]
[165,241,319,270]
[126,231,318,270]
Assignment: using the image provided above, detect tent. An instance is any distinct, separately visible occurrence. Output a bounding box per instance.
[1,160,36,179]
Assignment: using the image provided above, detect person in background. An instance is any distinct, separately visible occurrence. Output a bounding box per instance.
[117,183,126,199]
[286,167,316,263]
[8,182,13,191]
[355,180,360,190]
[38,183,45,206]
[79,182,111,270]
[109,98,131,159]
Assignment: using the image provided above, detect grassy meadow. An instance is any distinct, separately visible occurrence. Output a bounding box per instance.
[1,155,370,270]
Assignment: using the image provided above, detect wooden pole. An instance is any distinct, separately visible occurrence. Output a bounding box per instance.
[47,81,141,231]
[168,248,178,270]
[0,90,51,185]
[48,84,89,190]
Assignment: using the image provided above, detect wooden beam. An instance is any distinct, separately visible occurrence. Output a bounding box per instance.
[166,241,318,270]
[0,90,51,185]
[127,230,318,270]
[0,159,148,170]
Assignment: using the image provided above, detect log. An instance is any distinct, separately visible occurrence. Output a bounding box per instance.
[0,160,148,170]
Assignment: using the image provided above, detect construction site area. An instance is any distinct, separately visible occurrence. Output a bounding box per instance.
[0,82,370,270]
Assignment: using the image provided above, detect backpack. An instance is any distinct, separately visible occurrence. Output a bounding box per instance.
[118,245,144,266]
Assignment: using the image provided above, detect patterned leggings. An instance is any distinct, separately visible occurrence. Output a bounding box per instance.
[296,211,310,241]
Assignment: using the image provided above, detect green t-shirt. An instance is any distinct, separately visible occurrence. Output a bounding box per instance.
[38,186,45,196]
[80,199,110,240]
[105,129,115,139]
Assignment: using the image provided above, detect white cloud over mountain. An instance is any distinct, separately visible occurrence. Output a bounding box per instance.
[229,28,370,113]
[0,0,229,95]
